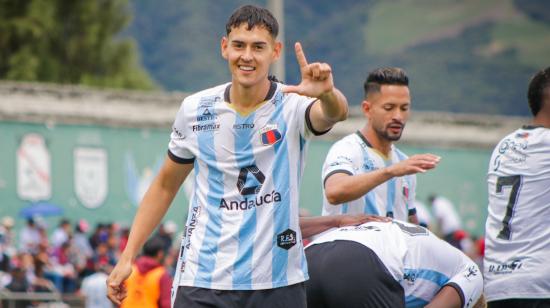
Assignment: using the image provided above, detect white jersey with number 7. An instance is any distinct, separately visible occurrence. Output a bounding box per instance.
[484,125,550,301]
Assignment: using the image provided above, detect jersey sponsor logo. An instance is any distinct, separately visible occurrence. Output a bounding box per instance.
[198,95,220,108]
[363,158,375,170]
[340,225,381,232]
[233,123,255,130]
[277,229,297,250]
[463,265,479,281]
[196,108,219,122]
[487,259,523,275]
[220,165,282,210]
[403,270,418,285]
[493,137,528,171]
[192,123,220,132]
[184,206,201,249]
[259,124,282,146]
[172,126,185,139]
[219,190,282,210]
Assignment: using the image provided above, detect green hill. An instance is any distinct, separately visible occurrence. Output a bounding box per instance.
[127,0,550,116]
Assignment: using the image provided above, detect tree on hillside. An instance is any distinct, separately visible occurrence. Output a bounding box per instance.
[0,0,154,89]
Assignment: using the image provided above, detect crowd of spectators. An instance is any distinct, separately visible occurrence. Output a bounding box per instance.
[0,216,179,307]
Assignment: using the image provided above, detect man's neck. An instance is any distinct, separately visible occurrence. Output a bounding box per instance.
[229,79,272,111]
[533,111,550,128]
[361,127,392,157]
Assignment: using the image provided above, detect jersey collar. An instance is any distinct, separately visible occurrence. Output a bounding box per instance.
[522,124,544,130]
[224,81,277,104]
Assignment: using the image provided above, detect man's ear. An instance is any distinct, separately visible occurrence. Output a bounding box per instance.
[272,41,282,62]
[361,100,371,116]
[221,37,229,60]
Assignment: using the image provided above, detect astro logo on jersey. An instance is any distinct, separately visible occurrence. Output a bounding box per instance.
[219,165,282,210]
[260,124,282,146]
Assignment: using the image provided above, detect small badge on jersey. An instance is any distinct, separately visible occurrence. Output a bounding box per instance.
[260,124,282,146]
[277,229,297,250]
[402,186,409,199]
[515,132,529,139]
[463,265,479,281]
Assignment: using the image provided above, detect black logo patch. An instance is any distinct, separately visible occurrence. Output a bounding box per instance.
[237,165,265,195]
[277,229,297,250]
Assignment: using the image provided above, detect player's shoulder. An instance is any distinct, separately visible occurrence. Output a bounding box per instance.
[328,133,363,154]
[181,83,228,107]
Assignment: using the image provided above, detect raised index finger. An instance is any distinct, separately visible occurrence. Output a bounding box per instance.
[294,42,308,69]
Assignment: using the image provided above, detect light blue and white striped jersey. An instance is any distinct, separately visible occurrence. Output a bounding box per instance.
[484,126,550,301]
[168,81,319,291]
[307,221,483,308]
[321,131,416,220]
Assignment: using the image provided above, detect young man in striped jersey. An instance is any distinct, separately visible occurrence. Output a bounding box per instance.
[321,68,440,222]
[107,5,348,307]
[484,67,550,307]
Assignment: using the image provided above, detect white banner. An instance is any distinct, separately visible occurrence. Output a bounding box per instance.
[74,147,108,209]
[17,133,51,202]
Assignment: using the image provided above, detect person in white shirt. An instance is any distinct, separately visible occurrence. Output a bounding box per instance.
[304,220,484,308]
[322,68,440,223]
[81,265,113,308]
[484,66,550,307]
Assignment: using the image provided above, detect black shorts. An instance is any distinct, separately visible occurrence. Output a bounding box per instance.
[488,298,550,308]
[305,240,405,308]
[174,282,306,308]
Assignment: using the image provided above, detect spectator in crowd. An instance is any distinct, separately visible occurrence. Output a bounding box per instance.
[51,218,72,249]
[81,264,113,308]
[73,219,93,278]
[18,218,41,254]
[48,241,77,293]
[153,221,177,254]
[413,199,433,229]
[1,216,16,257]
[91,242,117,270]
[322,67,440,223]
[120,237,172,308]
[428,194,465,249]
[484,66,550,307]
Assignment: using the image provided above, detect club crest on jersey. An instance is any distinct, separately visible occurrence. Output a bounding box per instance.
[515,132,529,139]
[260,124,282,146]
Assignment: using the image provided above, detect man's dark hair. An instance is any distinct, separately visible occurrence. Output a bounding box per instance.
[143,236,165,257]
[226,5,279,38]
[527,66,550,116]
[364,67,409,99]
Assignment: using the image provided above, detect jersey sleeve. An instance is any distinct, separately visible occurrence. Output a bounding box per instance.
[289,92,331,139]
[168,99,195,164]
[445,261,483,308]
[322,140,358,186]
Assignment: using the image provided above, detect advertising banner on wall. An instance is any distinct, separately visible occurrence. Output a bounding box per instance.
[17,133,51,201]
[74,147,108,209]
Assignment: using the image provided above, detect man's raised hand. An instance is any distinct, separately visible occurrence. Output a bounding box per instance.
[282,42,334,98]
